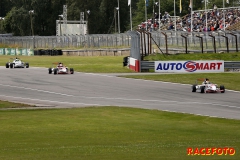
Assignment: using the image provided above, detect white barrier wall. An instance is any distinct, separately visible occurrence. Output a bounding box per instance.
[129,57,140,72]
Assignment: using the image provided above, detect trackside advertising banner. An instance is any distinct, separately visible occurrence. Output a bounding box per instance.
[0,48,34,56]
[154,61,224,73]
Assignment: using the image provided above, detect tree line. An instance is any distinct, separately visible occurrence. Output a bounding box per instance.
[0,0,237,36]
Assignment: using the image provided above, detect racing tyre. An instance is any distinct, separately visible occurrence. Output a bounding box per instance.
[200,86,205,93]
[192,85,197,92]
[48,68,52,74]
[70,68,74,74]
[220,85,225,93]
[53,68,58,75]
[6,63,9,68]
[10,63,14,68]
[25,63,29,68]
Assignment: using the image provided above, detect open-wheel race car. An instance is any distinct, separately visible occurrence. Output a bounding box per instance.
[192,78,225,93]
[48,62,74,75]
[6,57,29,68]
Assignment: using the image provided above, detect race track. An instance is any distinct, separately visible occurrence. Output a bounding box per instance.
[0,66,240,120]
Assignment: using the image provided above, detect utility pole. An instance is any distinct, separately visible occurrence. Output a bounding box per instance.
[117,0,120,33]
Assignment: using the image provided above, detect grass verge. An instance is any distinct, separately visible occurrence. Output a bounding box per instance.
[145,52,240,61]
[120,72,240,91]
[1,54,240,159]
[0,107,239,160]
[0,55,134,73]
[1,53,240,73]
[0,100,34,109]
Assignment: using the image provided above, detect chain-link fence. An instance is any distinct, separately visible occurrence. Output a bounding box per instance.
[0,30,240,54]
[150,30,240,54]
[0,34,131,49]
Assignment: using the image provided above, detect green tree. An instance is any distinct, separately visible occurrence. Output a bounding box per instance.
[4,7,30,36]
[30,0,67,35]
[1,0,240,35]
[67,0,103,34]
[0,0,13,17]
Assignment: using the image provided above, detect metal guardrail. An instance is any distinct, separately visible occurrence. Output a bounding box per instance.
[141,61,155,70]
[224,61,240,69]
[141,61,240,71]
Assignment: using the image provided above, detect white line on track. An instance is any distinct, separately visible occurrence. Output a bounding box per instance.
[1,83,240,109]
[0,94,101,106]
[161,110,237,120]
[84,73,240,93]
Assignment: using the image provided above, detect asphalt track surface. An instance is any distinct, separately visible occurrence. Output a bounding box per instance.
[0,66,240,120]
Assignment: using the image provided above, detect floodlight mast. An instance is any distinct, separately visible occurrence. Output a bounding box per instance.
[0,17,5,34]
[29,10,34,36]
[58,14,63,36]
[117,0,120,33]
[86,10,90,34]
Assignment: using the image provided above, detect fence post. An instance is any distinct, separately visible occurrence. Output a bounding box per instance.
[228,33,238,52]
[161,32,168,54]
[146,32,152,55]
[221,35,229,53]
[196,35,203,53]
[139,31,143,60]
[209,34,216,53]
[181,34,187,54]
[143,31,147,56]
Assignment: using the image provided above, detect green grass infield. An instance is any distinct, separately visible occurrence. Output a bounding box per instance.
[0,107,239,160]
[0,55,134,73]
[1,54,240,159]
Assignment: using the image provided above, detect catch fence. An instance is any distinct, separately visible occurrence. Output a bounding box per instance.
[150,30,240,54]
[0,30,240,55]
[0,34,131,49]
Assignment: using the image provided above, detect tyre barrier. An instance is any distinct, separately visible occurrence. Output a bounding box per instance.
[34,49,62,56]
[123,56,130,67]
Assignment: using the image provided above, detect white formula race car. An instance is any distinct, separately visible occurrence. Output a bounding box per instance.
[192,79,225,93]
[48,62,74,75]
[6,57,29,68]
